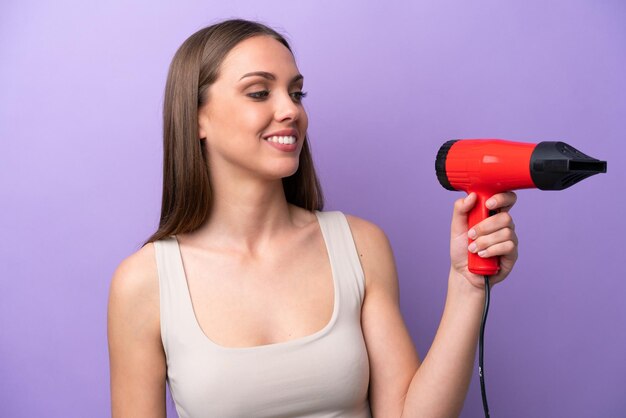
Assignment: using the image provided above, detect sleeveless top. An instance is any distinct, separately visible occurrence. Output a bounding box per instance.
[154,211,372,418]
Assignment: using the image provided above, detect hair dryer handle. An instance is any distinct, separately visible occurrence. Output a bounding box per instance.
[468,193,500,276]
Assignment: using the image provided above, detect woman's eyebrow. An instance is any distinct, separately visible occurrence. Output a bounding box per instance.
[239,71,304,83]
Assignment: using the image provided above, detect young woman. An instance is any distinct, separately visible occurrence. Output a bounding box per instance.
[108,19,518,417]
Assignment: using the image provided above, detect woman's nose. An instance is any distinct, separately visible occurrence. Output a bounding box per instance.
[274,92,300,122]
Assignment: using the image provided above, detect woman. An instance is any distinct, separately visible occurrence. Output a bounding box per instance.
[108,19,518,417]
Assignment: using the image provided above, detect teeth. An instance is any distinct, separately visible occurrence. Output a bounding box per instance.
[266,135,296,145]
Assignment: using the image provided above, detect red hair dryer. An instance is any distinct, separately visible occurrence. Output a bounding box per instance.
[436,139,607,275]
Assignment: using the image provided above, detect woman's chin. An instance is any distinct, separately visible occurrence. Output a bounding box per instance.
[264,161,300,180]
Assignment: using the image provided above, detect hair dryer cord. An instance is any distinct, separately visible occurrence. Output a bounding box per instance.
[479,275,491,417]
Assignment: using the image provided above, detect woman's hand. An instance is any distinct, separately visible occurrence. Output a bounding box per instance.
[449,192,519,289]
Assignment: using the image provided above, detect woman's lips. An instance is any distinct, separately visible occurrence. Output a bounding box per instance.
[262,129,299,152]
[264,136,298,152]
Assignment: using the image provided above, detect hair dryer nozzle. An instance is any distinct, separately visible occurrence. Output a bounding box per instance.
[530,142,607,190]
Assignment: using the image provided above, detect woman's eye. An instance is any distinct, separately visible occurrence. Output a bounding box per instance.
[246,90,307,102]
[247,90,270,99]
[290,91,308,102]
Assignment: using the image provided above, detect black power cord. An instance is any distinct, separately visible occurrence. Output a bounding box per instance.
[479,275,491,418]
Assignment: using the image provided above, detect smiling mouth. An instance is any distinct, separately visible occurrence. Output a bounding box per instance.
[264,135,296,145]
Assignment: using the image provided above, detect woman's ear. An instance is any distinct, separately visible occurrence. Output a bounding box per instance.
[198,113,207,140]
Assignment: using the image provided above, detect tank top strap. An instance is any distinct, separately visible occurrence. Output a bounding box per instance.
[315,211,366,305]
[153,237,200,354]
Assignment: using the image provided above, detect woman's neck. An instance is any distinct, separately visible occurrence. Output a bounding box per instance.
[185,176,299,254]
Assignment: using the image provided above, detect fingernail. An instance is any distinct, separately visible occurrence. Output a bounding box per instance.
[486,199,496,209]
[468,243,477,253]
[478,250,488,257]
[468,229,477,239]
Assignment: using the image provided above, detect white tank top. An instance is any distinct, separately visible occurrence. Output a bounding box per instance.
[154,211,371,417]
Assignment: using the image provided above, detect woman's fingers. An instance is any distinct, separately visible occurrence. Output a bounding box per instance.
[468,227,518,256]
[469,235,517,258]
[485,191,517,212]
[468,211,515,239]
[450,192,477,239]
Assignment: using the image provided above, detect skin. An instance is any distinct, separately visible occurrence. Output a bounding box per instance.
[108,35,518,417]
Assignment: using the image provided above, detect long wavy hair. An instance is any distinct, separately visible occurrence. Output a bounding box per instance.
[145,19,324,244]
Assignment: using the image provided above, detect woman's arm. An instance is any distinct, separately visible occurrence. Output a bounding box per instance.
[351,192,518,417]
[107,244,167,417]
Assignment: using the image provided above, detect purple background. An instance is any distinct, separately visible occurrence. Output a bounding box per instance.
[1,0,624,416]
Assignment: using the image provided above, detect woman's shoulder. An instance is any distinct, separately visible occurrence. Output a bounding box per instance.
[341,213,397,287]
[342,213,389,244]
[108,243,160,321]
[108,243,165,407]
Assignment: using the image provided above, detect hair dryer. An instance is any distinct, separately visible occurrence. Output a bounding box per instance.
[435,139,607,275]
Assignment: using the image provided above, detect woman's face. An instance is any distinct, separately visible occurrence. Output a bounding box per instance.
[198,35,308,182]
